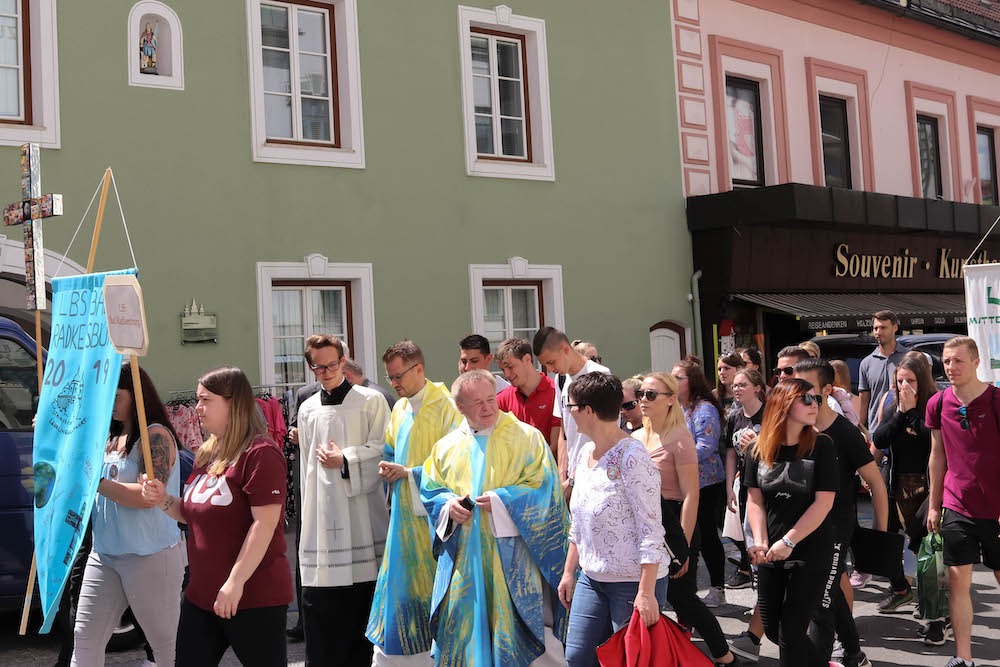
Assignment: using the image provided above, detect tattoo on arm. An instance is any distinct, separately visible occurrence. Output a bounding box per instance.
[163,496,175,512]
[145,431,174,482]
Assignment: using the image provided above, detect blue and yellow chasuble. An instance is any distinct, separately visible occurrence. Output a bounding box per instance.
[366,380,463,656]
[421,412,570,666]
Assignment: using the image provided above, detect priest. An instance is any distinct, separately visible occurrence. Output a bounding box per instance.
[420,369,569,666]
[366,340,463,665]
[296,334,391,667]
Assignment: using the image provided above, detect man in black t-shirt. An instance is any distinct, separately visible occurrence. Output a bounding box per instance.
[796,358,888,667]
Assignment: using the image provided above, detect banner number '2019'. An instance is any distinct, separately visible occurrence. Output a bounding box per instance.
[41,359,112,388]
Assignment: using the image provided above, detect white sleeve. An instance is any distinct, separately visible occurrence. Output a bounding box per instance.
[342,395,391,497]
[553,379,563,419]
[436,501,458,542]
[408,469,427,517]
[486,491,520,538]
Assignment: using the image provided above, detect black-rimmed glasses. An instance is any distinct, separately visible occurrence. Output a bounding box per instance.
[567,403,587,411]
[309,360,341,373]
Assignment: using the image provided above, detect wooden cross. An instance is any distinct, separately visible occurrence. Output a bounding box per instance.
[2,143,63,310]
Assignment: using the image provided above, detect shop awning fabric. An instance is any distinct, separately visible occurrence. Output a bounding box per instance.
[733,293,967,332]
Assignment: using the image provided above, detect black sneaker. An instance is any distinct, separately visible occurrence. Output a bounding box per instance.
[286,624,305,642]
[925,620,953,646]
[726,569,753,589]
[877,588,914,613]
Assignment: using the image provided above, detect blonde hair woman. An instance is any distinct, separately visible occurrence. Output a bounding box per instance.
[633,372,739,666]
[142,367,292,666]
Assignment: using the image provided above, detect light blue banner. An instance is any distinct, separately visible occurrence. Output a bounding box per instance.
[32,268,134,632]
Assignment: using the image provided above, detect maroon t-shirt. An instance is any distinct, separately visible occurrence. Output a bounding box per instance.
[181,435,292,611]
[926,386,1000,520]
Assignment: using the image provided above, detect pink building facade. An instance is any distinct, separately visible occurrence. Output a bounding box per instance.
[675,0,1000,371]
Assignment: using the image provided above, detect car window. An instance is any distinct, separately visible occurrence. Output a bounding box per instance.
[0,337,38,430]
[911,343,947,383]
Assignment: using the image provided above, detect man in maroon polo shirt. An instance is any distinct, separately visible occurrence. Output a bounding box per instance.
[495,337,561,457]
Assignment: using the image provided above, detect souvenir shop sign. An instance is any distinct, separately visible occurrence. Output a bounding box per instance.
[103,273,149,356]
[32,269,132,632]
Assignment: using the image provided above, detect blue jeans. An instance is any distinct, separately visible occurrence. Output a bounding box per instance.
[565,572,668,667]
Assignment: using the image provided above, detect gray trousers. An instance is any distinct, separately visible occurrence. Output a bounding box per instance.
[71,541,185,667]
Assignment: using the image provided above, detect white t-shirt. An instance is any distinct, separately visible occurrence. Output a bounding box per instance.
[553,358,612,476]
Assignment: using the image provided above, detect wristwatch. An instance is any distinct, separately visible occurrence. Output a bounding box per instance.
[781,536,796,549]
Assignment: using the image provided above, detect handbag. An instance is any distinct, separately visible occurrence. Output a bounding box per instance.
[850,526,905,578]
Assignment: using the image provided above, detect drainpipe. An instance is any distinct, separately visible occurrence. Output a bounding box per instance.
[689,270,703,360]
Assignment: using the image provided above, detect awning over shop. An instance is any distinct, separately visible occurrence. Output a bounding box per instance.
[733,293,966,332]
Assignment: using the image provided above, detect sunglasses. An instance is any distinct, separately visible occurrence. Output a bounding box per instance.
[636,389,673,401]
[799,393,823,406]
[589,355,602,364]
[958,406,970,430]
[773,367,795,376]
[621,400,640,411]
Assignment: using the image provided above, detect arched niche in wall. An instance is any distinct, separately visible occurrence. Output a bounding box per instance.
[128,1,184,90]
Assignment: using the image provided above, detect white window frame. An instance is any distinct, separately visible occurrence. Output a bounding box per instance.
[246,0,364,168]
[471,30,529,161]
[814,78,863,191]
[0,0,59,148]
[913,101,952,200]
[458,5,555,181]
[482,282,541,339]
[271,284,350,390]
[259,1,336,144]
[720,56,778,188]
[469,256,564,337]
[0,0,27,122]
[127,1,184,91]
[256,254,376,387]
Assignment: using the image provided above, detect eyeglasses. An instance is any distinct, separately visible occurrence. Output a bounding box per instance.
[732,382,748,390]
[309,360,341,373]
[621,400,639,411]
[385,363,419,383]
[567,403,587,411]
[589,355,602,364]
[958,406,970,430]
[799,393,823,406]
[636,389,672,401]
[773,367,795,376]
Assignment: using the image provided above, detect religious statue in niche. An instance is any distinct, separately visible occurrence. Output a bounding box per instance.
[139,21,158,74]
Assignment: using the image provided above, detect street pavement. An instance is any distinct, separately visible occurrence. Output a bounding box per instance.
[2,502,998,666]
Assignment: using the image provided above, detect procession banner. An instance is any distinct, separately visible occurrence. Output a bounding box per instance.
[32,268,135,632]
[962,262,1000,384]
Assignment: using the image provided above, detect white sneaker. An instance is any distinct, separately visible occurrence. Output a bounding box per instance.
[701,586,725,608]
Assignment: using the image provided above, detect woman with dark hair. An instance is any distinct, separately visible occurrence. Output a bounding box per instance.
[143,367,292,666]
[715,353,745,417]
[745,379,839,667]
[672,358,728,608]
[739,348,763,374]
[71,362,185,667]
[872,351,937,624]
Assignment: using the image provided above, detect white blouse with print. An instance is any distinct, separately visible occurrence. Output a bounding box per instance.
[569,437,669,582]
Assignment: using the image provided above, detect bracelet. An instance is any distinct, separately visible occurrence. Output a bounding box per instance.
[781,536,796,549]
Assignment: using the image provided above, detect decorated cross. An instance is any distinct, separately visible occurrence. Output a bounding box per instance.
[2,143,63,310]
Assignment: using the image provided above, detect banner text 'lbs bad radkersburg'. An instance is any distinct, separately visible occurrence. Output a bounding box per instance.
[32,268,134,632]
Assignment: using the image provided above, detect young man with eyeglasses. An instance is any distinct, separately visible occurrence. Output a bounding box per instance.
[296,334,392,666]
[925,336,1000,667]
[533,327,610,499]
[495,337,561,455]
[367,341,464,665]
[797,359,887,667]
[457,334,511,393]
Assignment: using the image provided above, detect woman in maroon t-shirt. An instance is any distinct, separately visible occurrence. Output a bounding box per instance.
[143,366,292,667]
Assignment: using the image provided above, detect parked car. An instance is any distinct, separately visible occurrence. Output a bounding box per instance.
[0,317,141,649]
[810,332,958,392]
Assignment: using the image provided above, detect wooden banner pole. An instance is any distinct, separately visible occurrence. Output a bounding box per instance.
[130,357,154,485]
[19,167,113,635]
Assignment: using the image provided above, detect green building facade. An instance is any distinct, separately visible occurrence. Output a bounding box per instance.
[0,0,692,396]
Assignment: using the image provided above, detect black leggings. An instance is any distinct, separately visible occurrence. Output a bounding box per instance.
[175,597,288,667]
[663,499,730,659]
[807,538,861,659]
[757,548,834,667]
[697,482,727,588]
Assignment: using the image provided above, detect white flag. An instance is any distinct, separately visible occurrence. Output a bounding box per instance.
[963,262,1000,383]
